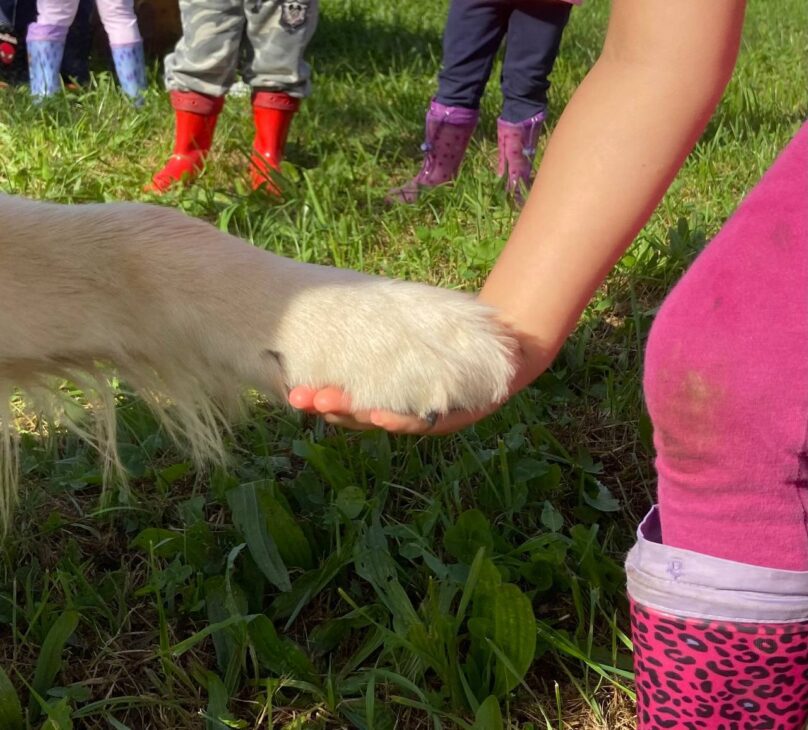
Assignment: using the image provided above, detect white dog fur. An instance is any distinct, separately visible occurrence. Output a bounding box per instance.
[0,195,515,524]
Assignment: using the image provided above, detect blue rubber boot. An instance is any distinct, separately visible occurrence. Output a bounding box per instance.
[27,38,65,99]
[110,41,146,106]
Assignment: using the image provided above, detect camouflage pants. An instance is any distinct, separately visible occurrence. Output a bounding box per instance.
[164,0,318,98]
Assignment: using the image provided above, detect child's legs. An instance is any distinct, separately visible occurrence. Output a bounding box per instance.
[435,0,509,111]
[243,0,318,97]
[164,0,244,97]
[95,0,141,46]
[629,123,808,730]
[643,122,808,571]
[500,0,571,122]
[28,0,79,40]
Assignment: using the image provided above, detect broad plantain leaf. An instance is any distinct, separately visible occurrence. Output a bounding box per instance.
[0,666,23,730]
[30,610,79,719]
[472,696,503,730]
[444,510,494,564]
[227,482,291,592]
[248,615,317,684]
[258,489,313,569]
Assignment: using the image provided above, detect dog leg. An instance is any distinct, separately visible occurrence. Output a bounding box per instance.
[0,196,516,524]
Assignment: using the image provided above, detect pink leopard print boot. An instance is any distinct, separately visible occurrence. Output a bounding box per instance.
[627,508,808,730]
[497,111,545,206]
[386,99,478,205]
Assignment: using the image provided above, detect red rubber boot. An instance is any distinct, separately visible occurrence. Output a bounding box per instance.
[250,91,300,194]
[147,91,225,193]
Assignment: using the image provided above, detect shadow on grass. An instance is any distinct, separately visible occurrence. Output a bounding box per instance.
[294,9,444,165]
[308,8,441,76]
[700,104,807,146]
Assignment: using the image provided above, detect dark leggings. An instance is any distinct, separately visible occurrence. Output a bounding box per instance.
[435,0,571,123]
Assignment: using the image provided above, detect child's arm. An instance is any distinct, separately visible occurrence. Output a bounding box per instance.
[289,0,747,433]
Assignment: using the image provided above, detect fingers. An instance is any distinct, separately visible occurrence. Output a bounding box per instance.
[368,410,433,434]
[321,412,379,431]
[288,386,354,415]
[289,387,377,428]
[289,388,434,433]
[288,386,317,412]
[312,387,353,414]
[288,387,488,435]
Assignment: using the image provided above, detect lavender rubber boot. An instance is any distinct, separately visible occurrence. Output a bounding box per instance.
[387,99,479,204]
[497,111,545,205]
[26,25,67,100]
[110,41,147,107]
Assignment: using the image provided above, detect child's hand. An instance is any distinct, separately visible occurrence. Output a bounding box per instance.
[286,337,534,435]
[288,385,498,434]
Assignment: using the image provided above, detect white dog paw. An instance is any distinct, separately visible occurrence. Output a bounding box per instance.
[271,274,516,418]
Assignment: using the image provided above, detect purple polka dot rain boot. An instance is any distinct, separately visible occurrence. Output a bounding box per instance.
[386,99,479,205]
[110,41,146,107]
[497,111,545,206]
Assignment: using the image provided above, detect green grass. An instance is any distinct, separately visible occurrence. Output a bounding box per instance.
[0,1,806,727]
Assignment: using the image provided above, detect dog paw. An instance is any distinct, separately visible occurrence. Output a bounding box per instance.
[270,273,516,418]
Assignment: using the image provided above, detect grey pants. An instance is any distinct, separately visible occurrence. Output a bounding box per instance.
[164,0,318,98]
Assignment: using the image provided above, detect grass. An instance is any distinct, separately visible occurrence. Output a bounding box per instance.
[0,0,806,727]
